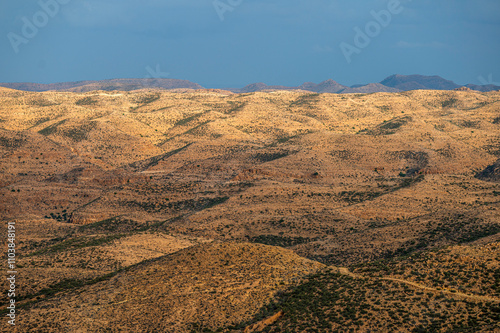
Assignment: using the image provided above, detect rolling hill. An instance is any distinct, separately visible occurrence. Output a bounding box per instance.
[0,87,499,332]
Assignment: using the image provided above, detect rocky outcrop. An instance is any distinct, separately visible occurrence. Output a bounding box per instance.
[454,87,472,92]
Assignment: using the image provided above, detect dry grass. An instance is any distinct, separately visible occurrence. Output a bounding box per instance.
[0,87,499,331]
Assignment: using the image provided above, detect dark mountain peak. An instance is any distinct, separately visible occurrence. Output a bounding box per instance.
[380,74,460,91]
[239,82,269,93]
[317,79,342,87]
[340,83,400,94]
[312,79,347,93]
[298,82,319,90]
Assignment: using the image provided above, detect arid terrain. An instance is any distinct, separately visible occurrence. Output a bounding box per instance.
[0,87,499,332]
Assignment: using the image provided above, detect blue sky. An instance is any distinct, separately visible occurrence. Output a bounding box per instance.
[1,0,499,87]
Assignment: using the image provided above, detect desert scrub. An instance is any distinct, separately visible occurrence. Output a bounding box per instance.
[358,116,412,135]
[75,97,97,105]
[174,113,203,126]
[289,93,320,108]
[135,93,160,105]
[30,98,58,107]
[79,216,148,233]
[62,122,97,142]
[441,98,457,108]
[0,136,25,148]
[38,119,67,136]
[226,101,247,113]
[28,234,128,256]
[230,269,500,333]
[253,151,290,162]
[248,235,315,247]
[121,196,229,213]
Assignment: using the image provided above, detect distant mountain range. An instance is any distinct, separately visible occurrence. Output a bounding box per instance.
[0,78,203,93]
[380,74,460,91]
[229,80,401,94]
[229,75,498,93]
[1,75,498,93]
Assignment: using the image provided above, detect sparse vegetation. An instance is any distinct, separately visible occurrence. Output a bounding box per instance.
[289,93,320,108]
[0,136,25,148]
[226,101,247,113]
[234,268,500,332]
[135,93,160,105]
[442,97,458,108]
[248,235,314,247]
[1,88,499,332]
[38,119,67,136]
[359,116,412,135]
[122,196,229,213]
[254,151,290,162]
[62,122,97,141]
[75,97,97,106]
[78,216,147,233]
[175,113,203,126]
[30,98,58,107]
[29,234,128,256]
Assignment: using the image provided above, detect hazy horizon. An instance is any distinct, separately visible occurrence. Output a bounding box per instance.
[0,73,479,89]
